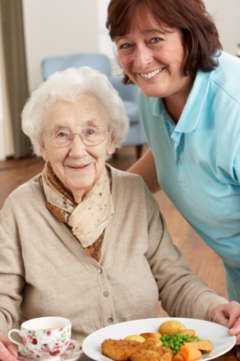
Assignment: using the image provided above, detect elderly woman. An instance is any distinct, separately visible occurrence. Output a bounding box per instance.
[0,67,240,361]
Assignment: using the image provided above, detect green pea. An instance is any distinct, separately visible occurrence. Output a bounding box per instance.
[161,332,201,354]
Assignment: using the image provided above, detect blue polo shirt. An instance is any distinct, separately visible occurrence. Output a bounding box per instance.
[139,51,240,301]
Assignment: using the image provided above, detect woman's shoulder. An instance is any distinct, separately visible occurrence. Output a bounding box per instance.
[217,51,240,71]
[210,51,240,101]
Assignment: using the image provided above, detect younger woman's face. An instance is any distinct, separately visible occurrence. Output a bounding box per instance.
[115,8,193,104]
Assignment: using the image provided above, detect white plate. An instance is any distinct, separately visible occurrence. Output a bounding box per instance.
[82,317,236,361]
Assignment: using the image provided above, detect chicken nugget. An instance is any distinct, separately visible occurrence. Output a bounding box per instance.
[160,347,173,361]
[131,344,174,361]
[141,332,162,346]
[130,349,165,361]
[102,339,141,361]
[139,339,164,352]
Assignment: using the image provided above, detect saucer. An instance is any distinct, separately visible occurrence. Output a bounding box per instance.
[61,339,82,361]
[18,339,82,361]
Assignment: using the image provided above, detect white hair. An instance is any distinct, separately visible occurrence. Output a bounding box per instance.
[22,66,129,155]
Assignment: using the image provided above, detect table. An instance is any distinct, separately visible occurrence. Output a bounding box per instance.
[217,350,238,361]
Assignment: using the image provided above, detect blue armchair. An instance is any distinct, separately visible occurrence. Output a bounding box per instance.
[41,53,146,158]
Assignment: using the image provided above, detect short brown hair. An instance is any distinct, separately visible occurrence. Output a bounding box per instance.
[106,0,222,83]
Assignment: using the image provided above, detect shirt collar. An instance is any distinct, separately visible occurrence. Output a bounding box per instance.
[176,70,211,133]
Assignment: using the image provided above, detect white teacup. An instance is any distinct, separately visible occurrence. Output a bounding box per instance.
[8,316,71,360]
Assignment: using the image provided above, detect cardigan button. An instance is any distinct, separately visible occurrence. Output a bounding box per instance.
[103,290,109,297]
[108,317,114,323]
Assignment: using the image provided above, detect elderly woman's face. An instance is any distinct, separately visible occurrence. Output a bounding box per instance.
[40,94,115,202]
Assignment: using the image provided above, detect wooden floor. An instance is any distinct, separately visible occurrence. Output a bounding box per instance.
[0,146,227,316]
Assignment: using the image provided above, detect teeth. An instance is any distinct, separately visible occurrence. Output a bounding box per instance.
[140,69,161,79]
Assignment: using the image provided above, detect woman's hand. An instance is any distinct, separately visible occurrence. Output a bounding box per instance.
[211,301,240,344]
[0,330,18,361]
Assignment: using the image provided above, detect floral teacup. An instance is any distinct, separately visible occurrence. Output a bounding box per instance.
[8,316,71,360]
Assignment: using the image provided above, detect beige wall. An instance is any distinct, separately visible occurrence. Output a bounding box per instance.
[23,0,99,91]
[205,0,240,55]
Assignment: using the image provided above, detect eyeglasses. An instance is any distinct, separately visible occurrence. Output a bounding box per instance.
[47,126,108,148]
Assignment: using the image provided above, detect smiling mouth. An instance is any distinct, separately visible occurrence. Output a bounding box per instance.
[139,68,165,79]
[67,163,90,169]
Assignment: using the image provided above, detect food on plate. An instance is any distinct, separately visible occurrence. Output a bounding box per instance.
[124,335,146,343]
[140,332,162,346]
[130,349,170,361]
[124,333,162,346]
[188,341,213,352]
[102,339,141,361]
[173,345,202,361]
[161,333,200,354]
[130,340,172,361]
[101,321,213,361]
[102,338,172,361]
[178,329,196,338]
[137,339,171,354]
[159,320,186,335]
[173,341,213,361]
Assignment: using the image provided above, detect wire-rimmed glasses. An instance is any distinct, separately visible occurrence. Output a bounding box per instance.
[47,125,108,148]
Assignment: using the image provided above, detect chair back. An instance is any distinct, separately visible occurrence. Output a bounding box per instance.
[110,76,138,103]
[42,53,112,80]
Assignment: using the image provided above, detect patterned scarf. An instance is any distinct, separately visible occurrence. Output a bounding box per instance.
[41,162,114,261]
